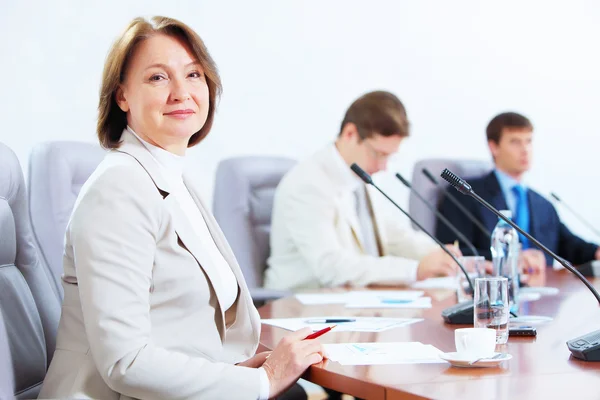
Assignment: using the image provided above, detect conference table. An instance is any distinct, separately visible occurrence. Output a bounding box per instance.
[258,270,600,399]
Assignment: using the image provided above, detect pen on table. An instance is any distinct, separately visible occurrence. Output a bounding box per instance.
[380,299,412,304]
[304,325,336,340]
[305,318,356,324]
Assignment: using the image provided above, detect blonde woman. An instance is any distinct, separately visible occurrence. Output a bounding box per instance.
[39,16,322,400]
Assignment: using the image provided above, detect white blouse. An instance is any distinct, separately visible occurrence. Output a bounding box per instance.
[127,127,239,311]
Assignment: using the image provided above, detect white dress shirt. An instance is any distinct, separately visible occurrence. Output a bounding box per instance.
[127,127,270,400]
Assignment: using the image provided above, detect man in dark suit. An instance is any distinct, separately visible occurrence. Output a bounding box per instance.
[436,112,600,272]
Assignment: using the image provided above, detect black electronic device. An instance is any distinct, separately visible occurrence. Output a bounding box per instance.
[440,168,600,361]
[509,326,537,337]
[349,164,475,325]
[440,301,476,324]
[567,331,600,361]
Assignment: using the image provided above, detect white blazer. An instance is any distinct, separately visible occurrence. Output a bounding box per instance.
[39,131,263,400]
[265,145,437,291]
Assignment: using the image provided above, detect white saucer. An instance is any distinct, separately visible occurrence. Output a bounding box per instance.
[518,292,542,302]
[439,352,512,368]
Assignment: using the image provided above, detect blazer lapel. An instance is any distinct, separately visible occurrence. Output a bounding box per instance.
[183,174,260,344]
[317,146,366,252]
[162,195,228,337]
[527,190,542,239]
[482,172,509,230]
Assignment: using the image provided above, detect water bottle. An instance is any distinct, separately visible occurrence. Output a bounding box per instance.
[490,210,520,313]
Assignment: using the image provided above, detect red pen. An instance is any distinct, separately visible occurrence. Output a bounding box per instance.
[304,325,336,340]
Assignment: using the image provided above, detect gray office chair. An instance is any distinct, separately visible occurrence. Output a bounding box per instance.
[213,156,296,302]
[28,141,106,299]
[0,309,15,400]
[0,142,61,398]
[409,158,493,234]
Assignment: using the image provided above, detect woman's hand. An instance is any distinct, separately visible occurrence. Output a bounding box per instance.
[262,327,324,398]
[236,351,272,368]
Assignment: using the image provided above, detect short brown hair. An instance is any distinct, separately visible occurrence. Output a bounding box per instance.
[339,91,409,139]
[486,112,533,144]
[97,16,222,149]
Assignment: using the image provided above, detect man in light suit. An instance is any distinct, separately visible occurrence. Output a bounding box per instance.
[265,91,460,291]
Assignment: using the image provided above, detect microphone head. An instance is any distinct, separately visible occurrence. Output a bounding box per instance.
[422,168,439,185]
[440,168,472,194]
[395,173,412,188]
[350,163,373,184]
[550,192,561,202]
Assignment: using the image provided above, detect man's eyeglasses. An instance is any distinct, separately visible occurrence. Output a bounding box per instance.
[362,139,397,161]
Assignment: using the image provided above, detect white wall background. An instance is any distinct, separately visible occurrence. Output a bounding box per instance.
[2,1,599,240]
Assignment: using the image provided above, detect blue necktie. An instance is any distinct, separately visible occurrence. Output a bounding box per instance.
[512,184,530,249]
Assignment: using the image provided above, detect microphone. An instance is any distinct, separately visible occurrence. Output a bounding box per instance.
[395,172,480,258]
[422,168,491,237]
[441,168,600,361]
[551,192,600,239]
[350,164,476,324]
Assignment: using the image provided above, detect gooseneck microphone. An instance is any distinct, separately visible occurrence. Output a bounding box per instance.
[352,164,478,323]
[350,164,473,293]
[441,168,600,361]
[422,168,491,237]
[395,172,480,258]
[550,192,600,239]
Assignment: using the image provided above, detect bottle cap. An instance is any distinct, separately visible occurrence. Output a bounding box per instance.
[499,210,512,219]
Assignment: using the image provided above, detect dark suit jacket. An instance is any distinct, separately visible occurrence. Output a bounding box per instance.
[435,171,598,266]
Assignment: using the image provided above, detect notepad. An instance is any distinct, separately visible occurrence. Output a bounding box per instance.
[345,296,432,309]
[295,290,424,305]
[261,316,423,332]
[324,342,447,365]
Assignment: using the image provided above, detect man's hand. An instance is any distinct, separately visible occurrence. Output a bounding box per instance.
[416,245,461,280]
[519,249,546,275]
[595,247,600,261]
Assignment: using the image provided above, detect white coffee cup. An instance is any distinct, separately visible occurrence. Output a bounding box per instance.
[455,328,496,358]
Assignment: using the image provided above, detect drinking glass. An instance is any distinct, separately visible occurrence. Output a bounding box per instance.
[474,277,509,344]
[456,256,485,303]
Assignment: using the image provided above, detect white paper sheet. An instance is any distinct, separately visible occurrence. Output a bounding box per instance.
[324,342,447,365]
[294,293,353,305]
[345,296,432,309]
[519,286,559,296]
[261,316,423,332]
[411,276,458,289]
[295,290,424,305]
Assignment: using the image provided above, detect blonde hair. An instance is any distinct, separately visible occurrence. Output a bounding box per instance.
[97,16,222,149]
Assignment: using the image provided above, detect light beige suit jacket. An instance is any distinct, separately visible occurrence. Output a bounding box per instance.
[39,131,263,400]
[265,145,438,291]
